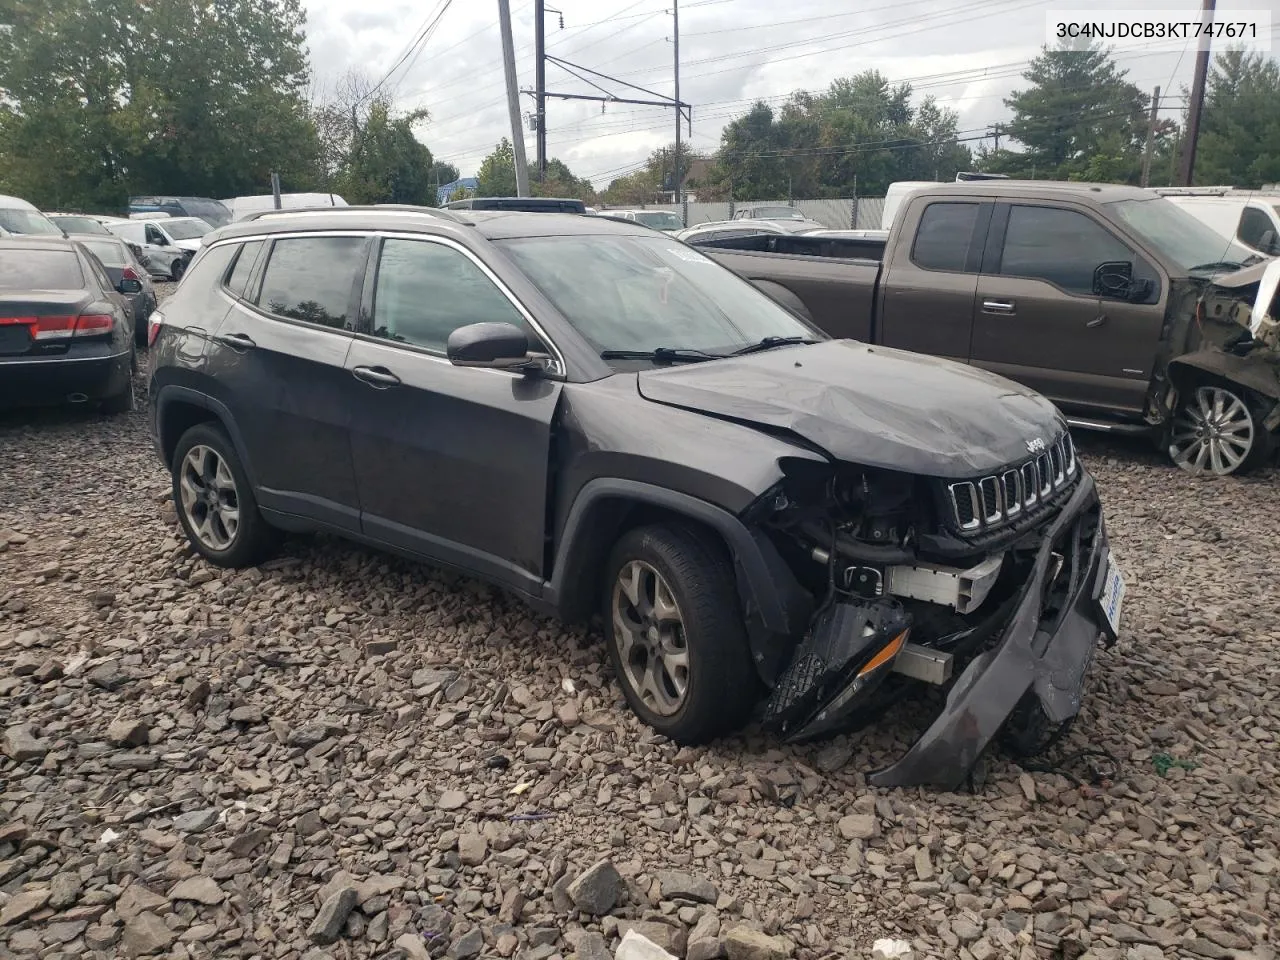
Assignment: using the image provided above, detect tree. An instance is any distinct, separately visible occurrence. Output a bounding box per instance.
[699,73,971,200]
[987,43,1149,181]
[536,158,596,202]
[1195,48,1280,187]
[476,139,517,196]
[602,143,703,205]
[339,102,433,204]
[429,162,460,188]
[0,0,320,211]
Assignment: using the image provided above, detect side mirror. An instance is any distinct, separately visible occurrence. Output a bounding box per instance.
[1093,261,1145,301]
[118,277,143,294]
[446,322,542,370]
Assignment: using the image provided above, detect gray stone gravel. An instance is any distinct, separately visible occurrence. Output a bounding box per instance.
[0,287,1278,959]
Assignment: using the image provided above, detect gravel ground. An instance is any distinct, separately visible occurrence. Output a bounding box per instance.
[1,290,1278,960]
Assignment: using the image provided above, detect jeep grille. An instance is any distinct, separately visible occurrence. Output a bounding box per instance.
[945,433,1077,534]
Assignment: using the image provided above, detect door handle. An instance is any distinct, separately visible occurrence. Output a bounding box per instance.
[352,365,401,388]
[216,332,256,350]
[981,300,1016,315]
[1087,314,1107,328]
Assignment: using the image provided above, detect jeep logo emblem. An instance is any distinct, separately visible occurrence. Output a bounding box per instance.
[1025,437,1046,454]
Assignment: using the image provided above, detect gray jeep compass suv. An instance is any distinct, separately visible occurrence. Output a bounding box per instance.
[148,205,1125,789]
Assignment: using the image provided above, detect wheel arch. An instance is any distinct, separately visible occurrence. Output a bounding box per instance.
[545,479,812,685]
[155,386,258,484]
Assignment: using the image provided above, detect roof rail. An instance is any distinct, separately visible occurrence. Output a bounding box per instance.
[238,204,473,225]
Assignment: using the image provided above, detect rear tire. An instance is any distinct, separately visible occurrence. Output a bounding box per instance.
[602,524,757,744]
[171,422,279,568]
[170,258,186,282]
[101,364,135,415]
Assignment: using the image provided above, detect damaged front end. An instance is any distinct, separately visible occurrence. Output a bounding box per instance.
[748,431,1123,790]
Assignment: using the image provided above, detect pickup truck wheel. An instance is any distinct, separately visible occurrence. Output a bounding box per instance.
[171,423,279,568]
[603,525,757,744]
[1168,384,1272,476]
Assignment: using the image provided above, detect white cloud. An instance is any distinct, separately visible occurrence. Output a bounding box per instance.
[299,0,1256,188]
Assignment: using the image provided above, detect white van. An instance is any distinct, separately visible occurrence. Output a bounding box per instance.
[0,194,64,237]
[222,193,347,222]
[1158,194,1280,257]
[106,216,212,280]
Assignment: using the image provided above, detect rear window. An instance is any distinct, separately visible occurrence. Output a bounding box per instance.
[0,208,63,236]
[911,202,979,272]
[256,237,365,329]
[0,250,85,289]
[81,239,129,267]
[51,216,109,235]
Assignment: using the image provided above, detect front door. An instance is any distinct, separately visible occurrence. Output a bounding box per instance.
[970,202,1166,417]
[344,235,561,591]
[208,234,369,532]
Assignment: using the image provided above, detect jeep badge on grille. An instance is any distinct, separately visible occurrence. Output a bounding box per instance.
[1026,437,1046,453]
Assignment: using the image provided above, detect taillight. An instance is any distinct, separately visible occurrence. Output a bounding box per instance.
[147,310,165,347]
[74,314,115,336]
[0,314,112,340]
[122,266,140,281]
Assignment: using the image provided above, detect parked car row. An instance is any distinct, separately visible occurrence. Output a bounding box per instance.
[145,204,1124,790]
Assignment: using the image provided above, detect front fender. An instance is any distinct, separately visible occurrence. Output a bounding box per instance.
[1166,349,1280,404]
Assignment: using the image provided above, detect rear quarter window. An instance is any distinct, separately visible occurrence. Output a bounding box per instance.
[911,202,979,272]
[224,240,264,299]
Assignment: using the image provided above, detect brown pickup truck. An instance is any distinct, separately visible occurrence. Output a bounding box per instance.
[694,182,1280,477]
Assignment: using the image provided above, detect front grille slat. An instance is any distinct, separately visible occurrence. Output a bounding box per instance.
[945,432,1077,536]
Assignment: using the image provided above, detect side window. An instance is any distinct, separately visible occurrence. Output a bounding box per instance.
[256,236,365,330]
[84,253,112,292]
[1238,208,1275,251]
[224,240,263,299]
[145,225,166,246]
[999,205,1132,296]
[371,238,529,352]
[911,202,979,272]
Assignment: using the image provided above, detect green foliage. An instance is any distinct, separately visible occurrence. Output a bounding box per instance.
[1196,48,1280,188]
[982,43,1153,182]
[474,140,595,201]
[430,162,461,188]
[334,102,434,205]
[0,0,320,212]
[699,72,971,200]
[603,143,702,205]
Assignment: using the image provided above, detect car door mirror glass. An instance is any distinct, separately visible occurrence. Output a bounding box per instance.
[1093,261,1135,299]
[118,277,143,294]
[446,321,539,369]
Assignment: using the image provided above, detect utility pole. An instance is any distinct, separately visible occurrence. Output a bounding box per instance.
[992,124,1001,152]
[498,0,530,196]
[270,172,282,210]
[1140,85,1161,188]
[673,0,683,224]
[534,0,546,179]
[1180,0,1216,187]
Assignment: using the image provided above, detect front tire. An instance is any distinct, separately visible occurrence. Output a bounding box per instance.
[602,524,757,744]
[1168,383,1272,476]
[170,258,186,282]
[171,423,278,567]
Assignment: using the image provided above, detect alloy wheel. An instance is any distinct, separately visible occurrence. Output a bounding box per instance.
[611,560,689,716]
[1169,385,1254,476]
[178,445,240,550]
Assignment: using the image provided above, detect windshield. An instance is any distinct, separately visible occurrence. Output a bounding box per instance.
[50,216,109,235]
[1107,197,1257,272]
[182,199,231,226]
[634,211,682,230]
[81,239,129,267]
[751,206,806,220]
[0,250,84,289]
[164,219,211,240]
[0,208,63,236]
[497,234,818,358]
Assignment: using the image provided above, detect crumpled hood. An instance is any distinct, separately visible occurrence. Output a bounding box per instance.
[636,340,1065,478]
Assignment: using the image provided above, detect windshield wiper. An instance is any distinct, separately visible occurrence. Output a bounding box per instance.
[729,336,821,356]
[600,347,724,364]
[1188,260,1246,274]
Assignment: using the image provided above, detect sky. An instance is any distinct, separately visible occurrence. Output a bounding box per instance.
[301,0,1279,189]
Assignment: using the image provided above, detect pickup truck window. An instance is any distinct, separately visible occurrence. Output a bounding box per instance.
[911,202,979,272]
[999,205,1131,296]
[1238,207,1279,254]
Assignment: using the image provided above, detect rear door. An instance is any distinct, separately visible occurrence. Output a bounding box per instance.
[970,202,1166,416]
[344,234,562,590]
[876,199,989,362]
[207,233,369,532]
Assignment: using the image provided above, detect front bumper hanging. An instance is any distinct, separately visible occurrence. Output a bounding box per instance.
[763,472,1115,790]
